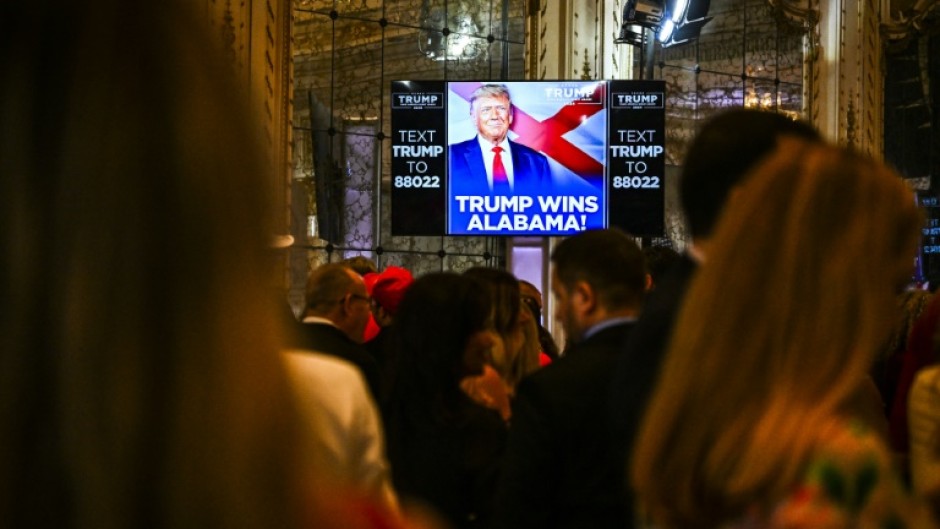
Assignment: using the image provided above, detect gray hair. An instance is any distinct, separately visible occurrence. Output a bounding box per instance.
[469,83,512,112]
[305,263,358,313]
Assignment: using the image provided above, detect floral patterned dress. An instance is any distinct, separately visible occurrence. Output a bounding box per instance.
[727,421,937,529]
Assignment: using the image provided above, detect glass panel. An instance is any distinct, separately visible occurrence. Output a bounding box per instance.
[504,42,527,78]
[294,12,333,100]
[294,0,334,14]
[775,28,806,85]
[340,126,379,251]
[743,0,778,44]
[443,235,489,257]
[744,77,778,111]
[446,253,495,273]
[743,1,784,83]
[385,0,433,28]
[385,29,450,80]
[385,0,426,27]
[777,81,804,118]
[659,41,699,72]
[662,64,699,166]
[697,70,745,111]
[505,4,526,44]
[694,0,746,76]
[383,251,446,276]
[332,17,385,132]
[470,0,525,44]
[442,33,491,66]
[744,54,779,84]
[448,1,492,41]
[334,0,384,19]
[293,0,386,18]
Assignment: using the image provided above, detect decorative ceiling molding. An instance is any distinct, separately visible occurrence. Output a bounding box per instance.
[882,0,940,49]
[767,0,819,57]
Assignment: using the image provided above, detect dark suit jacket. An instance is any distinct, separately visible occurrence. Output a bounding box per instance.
[494,322,635,529]
[293,322,382,401]
[449,137,551,196]
[607,254,698,527]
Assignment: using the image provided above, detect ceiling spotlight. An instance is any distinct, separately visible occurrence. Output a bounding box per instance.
[661,16,712,46]
[658,19,676,43]
[626,0,665,27]
[670,0,690,22]
[616,0,664,46]
[616,23,649,46]
[616,0,711,48]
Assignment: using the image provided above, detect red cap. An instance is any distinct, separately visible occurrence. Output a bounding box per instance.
[371,266,413,316]
[363,271,381,294]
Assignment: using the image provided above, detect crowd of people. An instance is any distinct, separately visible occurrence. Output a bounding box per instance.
[4,1,940,528]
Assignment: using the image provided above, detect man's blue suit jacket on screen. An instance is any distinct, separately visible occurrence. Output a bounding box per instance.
[448,137,552,196]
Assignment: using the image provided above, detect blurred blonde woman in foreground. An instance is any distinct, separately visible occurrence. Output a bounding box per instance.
[632,140,936,529]
[0,2,422,528]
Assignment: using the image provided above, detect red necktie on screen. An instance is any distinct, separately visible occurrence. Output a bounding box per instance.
[492,146,510,193]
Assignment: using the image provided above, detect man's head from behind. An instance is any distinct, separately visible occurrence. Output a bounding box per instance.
[680,109,821,241]
[469,83,513,145]
[304,263,371,343]
[550,229,647,343]
[341,255,377,276]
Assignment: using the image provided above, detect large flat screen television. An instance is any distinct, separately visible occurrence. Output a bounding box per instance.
[390,80,665,236]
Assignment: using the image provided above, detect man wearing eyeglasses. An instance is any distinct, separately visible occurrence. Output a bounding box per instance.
[449,83,551,196]
[295,262,382,400]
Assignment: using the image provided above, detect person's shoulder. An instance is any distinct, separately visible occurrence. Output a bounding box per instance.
[587,321,635,345]
[515,352,591,400]
[561,331,628,375]
[302,322,371,353]
[631,255,697,329]
[283,350,365,386]
[282,350,377,415]
[300,320,343,338]
[513,360,559,404]
[912,364,940,392]
[907,365,940,418]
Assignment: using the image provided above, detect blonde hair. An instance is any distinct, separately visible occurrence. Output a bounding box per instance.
[631,140,923,528]
[1,2,304,527]
[463,267,529,384]
[490,302,543,393]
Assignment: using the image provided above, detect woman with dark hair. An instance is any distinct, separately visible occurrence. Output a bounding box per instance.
[384,273,508,529]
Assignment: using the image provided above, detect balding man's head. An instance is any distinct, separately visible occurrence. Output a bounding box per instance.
[304,263,371,342]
